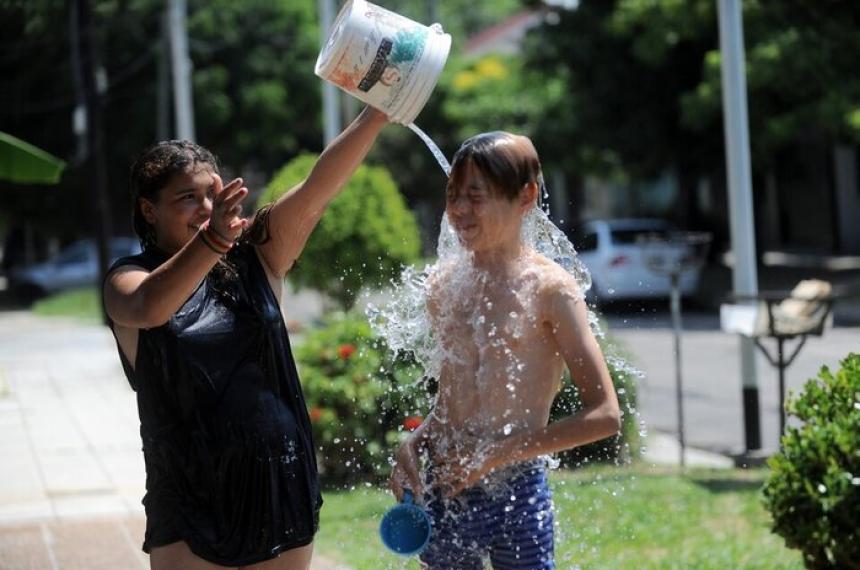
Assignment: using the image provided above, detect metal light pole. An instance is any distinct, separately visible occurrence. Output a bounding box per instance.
[427,0,438,23]
[717,0,761,452]
[168,0,195,141]
[319,0,341,144]
[157,10,171,141]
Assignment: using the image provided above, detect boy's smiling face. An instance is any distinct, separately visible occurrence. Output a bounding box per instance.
[445,160,524,252]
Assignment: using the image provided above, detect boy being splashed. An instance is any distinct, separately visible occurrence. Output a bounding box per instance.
[389,132,621,569]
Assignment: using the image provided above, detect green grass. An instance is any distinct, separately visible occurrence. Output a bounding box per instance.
[316,465,803,569]
[31,287,100,321]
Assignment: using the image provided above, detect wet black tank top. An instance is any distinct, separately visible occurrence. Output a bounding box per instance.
[107,243,321,566]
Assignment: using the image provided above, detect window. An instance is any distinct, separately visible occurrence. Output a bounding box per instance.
[55,244,92,265]
[611,228,670,245]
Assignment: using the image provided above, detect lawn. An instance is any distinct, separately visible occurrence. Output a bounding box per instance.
[31,287,100,321]
[316,465,803,570]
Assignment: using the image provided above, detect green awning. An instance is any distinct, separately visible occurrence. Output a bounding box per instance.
[0,131,66,185]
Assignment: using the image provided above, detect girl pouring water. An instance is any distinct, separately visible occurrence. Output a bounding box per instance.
[104,107,388,569]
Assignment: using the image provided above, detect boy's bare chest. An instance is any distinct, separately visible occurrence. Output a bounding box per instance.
[437,288,545,354]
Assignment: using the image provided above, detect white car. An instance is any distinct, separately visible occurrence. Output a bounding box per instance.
[571,219,704,303]
[10,237,141,298]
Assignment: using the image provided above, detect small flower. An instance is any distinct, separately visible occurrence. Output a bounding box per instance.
[337,344,357,360]
[403,415,423,431]
[309,407,324,423]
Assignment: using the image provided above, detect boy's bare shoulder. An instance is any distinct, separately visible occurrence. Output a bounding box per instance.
[427,259,455,290]
[426,259,460,305]
[527,252,584,302]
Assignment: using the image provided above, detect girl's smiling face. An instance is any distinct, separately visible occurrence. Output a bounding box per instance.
[140,164,218,254]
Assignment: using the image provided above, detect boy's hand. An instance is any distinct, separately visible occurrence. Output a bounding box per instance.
[432,453,486,498]
[432,441,502,498]
[389,438,423,502]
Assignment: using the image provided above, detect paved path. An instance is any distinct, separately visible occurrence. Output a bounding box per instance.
[0,311,343,569]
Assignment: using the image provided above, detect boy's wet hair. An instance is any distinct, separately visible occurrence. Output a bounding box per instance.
[447,131,544,202]
[129,140,219,250]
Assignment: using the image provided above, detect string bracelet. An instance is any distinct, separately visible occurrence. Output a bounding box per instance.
[198,220,233,255]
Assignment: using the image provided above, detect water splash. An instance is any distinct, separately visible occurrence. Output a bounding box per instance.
[369,207,594,379]
[366,164,645,568]
[407,122,451,176]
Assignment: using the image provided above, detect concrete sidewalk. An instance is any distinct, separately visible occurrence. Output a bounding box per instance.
[0,311,343,570]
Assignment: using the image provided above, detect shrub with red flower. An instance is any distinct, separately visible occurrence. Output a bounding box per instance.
[295,313,429,484]
[403,415,423,431]
[337,343,357,360]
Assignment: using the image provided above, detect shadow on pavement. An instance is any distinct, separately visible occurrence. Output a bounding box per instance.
[690,476,765,494]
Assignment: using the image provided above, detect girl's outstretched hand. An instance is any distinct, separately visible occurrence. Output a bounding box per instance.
[210,175,250,243]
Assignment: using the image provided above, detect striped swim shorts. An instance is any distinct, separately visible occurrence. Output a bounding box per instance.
[420,461,555,569]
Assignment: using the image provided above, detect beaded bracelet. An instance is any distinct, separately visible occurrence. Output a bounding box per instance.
[198,229,229,255]
[199,220,234,254]
[205,223,234,250]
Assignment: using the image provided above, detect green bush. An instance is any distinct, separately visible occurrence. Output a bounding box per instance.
[762,353,860,569]
[258,154,422,309]
[295,312,429,486]
[550,350,640,468]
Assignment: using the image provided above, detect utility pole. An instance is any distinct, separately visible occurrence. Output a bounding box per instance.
[168,0,195,141]
[427,0,438,23]
[319,0,341,144]
[717,0,761,451]
[69,0,113,324]
[157,10,171,141]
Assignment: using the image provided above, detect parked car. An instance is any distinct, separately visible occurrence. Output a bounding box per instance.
[9,237,141,299]
[570,219,703,303]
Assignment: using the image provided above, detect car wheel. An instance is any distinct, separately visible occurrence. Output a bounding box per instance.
[11,282,47,305]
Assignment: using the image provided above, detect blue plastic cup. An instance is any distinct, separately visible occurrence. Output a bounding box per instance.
[379,490,432,556]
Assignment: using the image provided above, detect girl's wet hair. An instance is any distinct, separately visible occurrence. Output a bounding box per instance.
[129,140,220,250]
[447,131,544,201]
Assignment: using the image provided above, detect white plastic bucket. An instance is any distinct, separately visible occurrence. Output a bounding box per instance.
[315,0,452,125]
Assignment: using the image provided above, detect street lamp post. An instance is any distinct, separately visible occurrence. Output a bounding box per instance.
[168,0,195,141]
[717,0,762,452]
[319,0,341,145]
